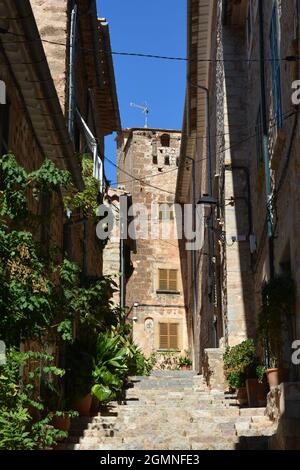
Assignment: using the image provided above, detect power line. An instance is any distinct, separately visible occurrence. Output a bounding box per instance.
[106,108,298,189]
[104,155,176,195]
[1,30,299,63]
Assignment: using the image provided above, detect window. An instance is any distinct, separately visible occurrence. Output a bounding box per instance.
[158,269,178,292]
[153,155,158,165]
[159,322,179,350]
[255,105,264,168]
[160,133,170,147]
[270,3,283,128]
[159,203,174,221]
[164,155,170,165]
[0,99,10,154]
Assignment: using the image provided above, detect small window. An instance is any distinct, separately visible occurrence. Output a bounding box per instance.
[159,203,174,221]
[158,269,178,292]
[153,155,158,164]
[159,323,179,350]
[164,155,170,166]
[160,133,170,147]
[176,157,179,167]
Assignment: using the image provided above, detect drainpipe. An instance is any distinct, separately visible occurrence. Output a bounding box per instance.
[119,195,127,311]
[258,0,275,278]
[68,2,77,139]
[185,156,197,322]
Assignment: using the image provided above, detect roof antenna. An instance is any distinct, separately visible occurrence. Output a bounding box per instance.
[130,102,149,128]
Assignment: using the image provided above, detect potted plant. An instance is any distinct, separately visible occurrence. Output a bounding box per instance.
[41,378,78,433]
[223,339,258,406]
[258,276,295,388]
[245,363,268,408]
[177,352,193,370]
[256,364,268,407]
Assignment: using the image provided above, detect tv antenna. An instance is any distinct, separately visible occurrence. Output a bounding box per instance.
[130,102,149,128]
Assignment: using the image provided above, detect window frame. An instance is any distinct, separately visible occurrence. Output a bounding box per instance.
[158,322,179,350]
[157,268,179,293]
[160,133,170,148]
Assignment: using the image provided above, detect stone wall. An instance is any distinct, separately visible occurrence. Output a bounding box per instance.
[246,0,300,378]
[30,0,69,114]
[267,382,300,449]
[117,129,189,357]
[0,40,66,250]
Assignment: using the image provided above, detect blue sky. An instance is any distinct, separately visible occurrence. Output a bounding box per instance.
[97,0,187,185]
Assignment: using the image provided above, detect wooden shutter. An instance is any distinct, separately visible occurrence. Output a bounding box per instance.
[168,270,178,291]
[159,323,179,350]
[169,323,179,349]
[159,269,168,290]
[159,323,169,349]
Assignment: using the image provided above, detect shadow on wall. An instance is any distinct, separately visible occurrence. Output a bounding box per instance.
[221,22,256,343]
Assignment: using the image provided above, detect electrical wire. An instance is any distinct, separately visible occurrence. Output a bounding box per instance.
[106,108,299,191]
[0,29,299,63]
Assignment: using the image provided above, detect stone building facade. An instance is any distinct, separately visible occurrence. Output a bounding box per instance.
[116,129,189,358]
[0,0,120,281]
[177,0,300,380]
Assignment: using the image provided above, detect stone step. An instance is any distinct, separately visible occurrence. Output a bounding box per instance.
[56,372,276,451]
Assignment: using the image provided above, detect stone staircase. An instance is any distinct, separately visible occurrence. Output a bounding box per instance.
[56,371,277,450]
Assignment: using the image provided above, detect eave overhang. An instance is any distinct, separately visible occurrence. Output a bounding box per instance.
[0,0,84,190]
[176,0,213,204]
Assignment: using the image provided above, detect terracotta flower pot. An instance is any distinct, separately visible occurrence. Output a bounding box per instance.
[246,378,259,408]
[266,368,289,388]
[180,365,192,371]
[236,387,248,406]
[51,414,71,433]
[246,378,268,407]
[90,395,100,415]
[73,393,92,416]
[257,382,268,407]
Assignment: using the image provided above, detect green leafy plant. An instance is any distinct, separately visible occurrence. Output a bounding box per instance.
[223,339,257,389]
[0,348,67,450]
[177,351,192,369]
[91,328,153,404]
[256,364,267,384]
[0,154,70,222]
[64,155,100,219]
[258,275,295,368]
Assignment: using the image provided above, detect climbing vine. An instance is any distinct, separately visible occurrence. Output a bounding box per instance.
[64,154,101,219]
[0,154,117,346]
